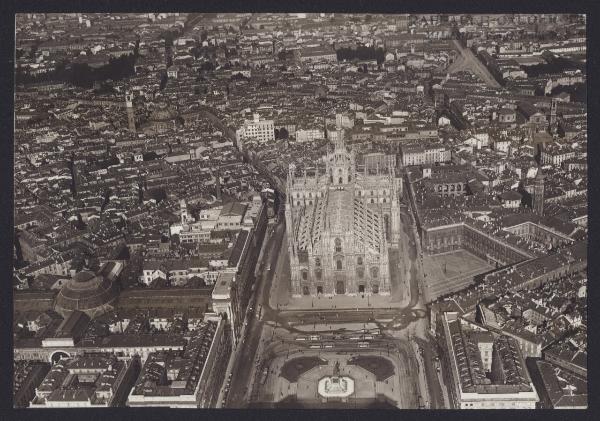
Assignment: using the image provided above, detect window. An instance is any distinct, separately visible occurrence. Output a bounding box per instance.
[315,258,321,267]
[315,270,322,280]
[370,266,379,279]
[303,286,310,295]
[334,238,342,253]
[336,260,343,270]
[302,271,308,280]
[357,256,363,265]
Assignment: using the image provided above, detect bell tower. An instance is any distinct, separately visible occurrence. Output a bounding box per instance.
[533,166,545,216]
[180,199,189,225]
[125,91,136,133]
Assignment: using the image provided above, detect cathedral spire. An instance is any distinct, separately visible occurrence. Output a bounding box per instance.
[334,131,345,152]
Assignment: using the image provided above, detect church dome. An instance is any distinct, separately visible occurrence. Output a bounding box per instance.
[55,270,118,318]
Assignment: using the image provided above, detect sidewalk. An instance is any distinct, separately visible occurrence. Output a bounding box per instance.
[411,341,431,409]
[292,322,380,332]
[280,293,407,311]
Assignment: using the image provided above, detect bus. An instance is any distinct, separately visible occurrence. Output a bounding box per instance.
[309,344,322,349]
[358,342,370,348]
[349,335,361,341]
[295,336,307,341]
[362,334,374,340]
[323,342,334,349]
[309,335,320,341]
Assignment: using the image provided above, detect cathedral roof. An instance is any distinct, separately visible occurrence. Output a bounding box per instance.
[294,188,383,255]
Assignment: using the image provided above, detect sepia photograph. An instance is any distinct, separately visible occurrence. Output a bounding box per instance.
[10,11,588,412]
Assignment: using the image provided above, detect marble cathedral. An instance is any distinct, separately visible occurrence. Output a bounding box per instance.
[285,130,402,298]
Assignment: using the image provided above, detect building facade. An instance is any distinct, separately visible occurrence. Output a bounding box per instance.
[235,113,275,145]
[285,130,402,297]
[439,312,539,409]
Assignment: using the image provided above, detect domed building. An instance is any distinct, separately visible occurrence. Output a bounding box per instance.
[54,270,118,319]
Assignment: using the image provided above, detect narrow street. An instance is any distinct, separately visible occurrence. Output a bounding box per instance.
[224,218,286,407]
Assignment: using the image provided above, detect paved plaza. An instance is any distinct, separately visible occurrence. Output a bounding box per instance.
[422,250,492,301]
[266,352,403,407]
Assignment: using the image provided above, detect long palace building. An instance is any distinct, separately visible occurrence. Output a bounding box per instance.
[285,130,402,297]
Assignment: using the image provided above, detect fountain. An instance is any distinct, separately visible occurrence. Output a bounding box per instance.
[317,361,355,402]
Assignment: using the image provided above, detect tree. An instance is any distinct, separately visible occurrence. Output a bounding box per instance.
[279,127,289,139]
[278,49,293,61]
[200,61,214,72]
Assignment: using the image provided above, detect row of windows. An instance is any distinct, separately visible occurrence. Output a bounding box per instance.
[437,184,464,192]
[300,265,379,279]
[294,191,323,199]
[313,256,364,266]
[301,284,380,295]
[356,190,390,196]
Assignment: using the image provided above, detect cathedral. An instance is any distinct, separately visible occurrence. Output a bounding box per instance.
[285,130,402,298]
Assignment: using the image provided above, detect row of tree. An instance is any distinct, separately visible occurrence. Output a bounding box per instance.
[16,52,138,88]
[336,46,386,65]
[522,54,585,78]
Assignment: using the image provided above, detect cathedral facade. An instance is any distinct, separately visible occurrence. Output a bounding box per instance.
[285,130,402,298]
